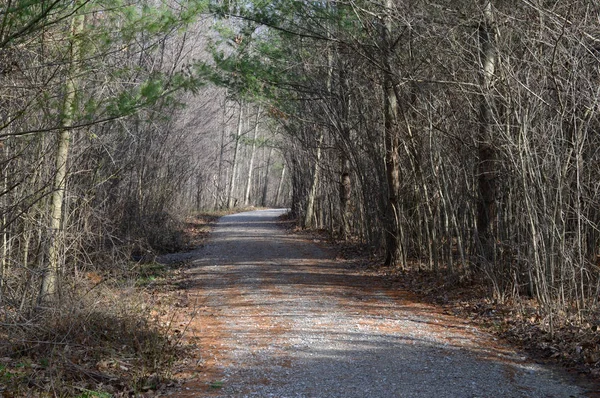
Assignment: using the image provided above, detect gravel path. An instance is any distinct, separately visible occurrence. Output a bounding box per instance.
[167,209,589,397]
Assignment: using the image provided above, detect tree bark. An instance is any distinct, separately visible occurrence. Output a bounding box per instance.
[227,101,243,209]
[215,93,228,209]
[303,131,323,228]
[244,106,261,206]
[261,146,273,207]
[275,163,286,206]
[476,0,497,262]
[0,143,7,304]
[40,9,85,302]
[383,0,403,267]
[339,157,351,239]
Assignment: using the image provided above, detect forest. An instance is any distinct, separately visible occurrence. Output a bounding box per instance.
[0,0,599,395]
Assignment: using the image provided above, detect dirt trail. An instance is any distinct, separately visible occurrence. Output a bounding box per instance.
[165,209,590,397]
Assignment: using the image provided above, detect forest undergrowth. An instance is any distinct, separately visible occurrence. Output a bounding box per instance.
[0,211,227,397]
[3,208,595,397]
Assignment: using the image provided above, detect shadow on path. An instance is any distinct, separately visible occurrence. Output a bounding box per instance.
[170,209,591,398]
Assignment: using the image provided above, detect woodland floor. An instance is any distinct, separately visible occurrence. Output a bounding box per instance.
[151,209,600,397]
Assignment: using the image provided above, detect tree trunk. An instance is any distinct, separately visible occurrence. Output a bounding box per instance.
[275,163,286,206]
[195,173,203,210]
[244,106,261,206]
[1,143,7,303]
[337,39,352,240]
[339,157,351,239]
[476,0,497,262]
[40,10,85,302]
[227,101,243,209]
[215,93,228,209]
[303,131,323,228]
[383,0,403,267]
[261,146,273,207]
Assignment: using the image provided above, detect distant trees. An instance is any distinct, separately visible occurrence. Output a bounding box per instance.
[209,0,600,328]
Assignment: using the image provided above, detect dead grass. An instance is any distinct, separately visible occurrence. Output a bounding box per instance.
[0,273,183,397]
[0,209,232,397]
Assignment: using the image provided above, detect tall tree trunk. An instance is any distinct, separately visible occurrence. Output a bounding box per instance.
[275,163,286,206]
[337,41,352,240]
[244,106,261,206]
[227,102,243,209]
[339,157,351,239]
[195,173,203,210]
[0,143,7,304]
[261,146,273,207]
[476,0,497,262]
[383,0,403,267]
[215,93,228,209]
[303,131,323,228]
[306,1,334,229]
[40,9,85,302]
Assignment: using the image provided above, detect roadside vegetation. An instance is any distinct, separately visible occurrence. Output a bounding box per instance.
[206,0,600,378]
[1,278,177,397]
[1,0,599,394]
[0,211,225,397]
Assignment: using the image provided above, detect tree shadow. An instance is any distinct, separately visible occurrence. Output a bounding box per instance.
[174,209,593,397]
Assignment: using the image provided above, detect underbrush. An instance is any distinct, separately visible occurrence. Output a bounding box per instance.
[0,273,180,397]
[131,208,249,259]
[0,207,256,396]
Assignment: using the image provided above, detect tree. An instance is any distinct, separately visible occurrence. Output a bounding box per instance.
[476,0,497,265]
[39,5,85,302]
[206,0,600,326]
[0,0,212,308]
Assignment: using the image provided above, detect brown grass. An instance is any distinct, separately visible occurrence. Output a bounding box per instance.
[0,209,235,397]
[0,275,180,397]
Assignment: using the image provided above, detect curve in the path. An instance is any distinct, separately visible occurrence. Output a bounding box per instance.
[170,209,588,398]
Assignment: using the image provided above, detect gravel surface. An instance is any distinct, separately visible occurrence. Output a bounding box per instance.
[168,209,589,397]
